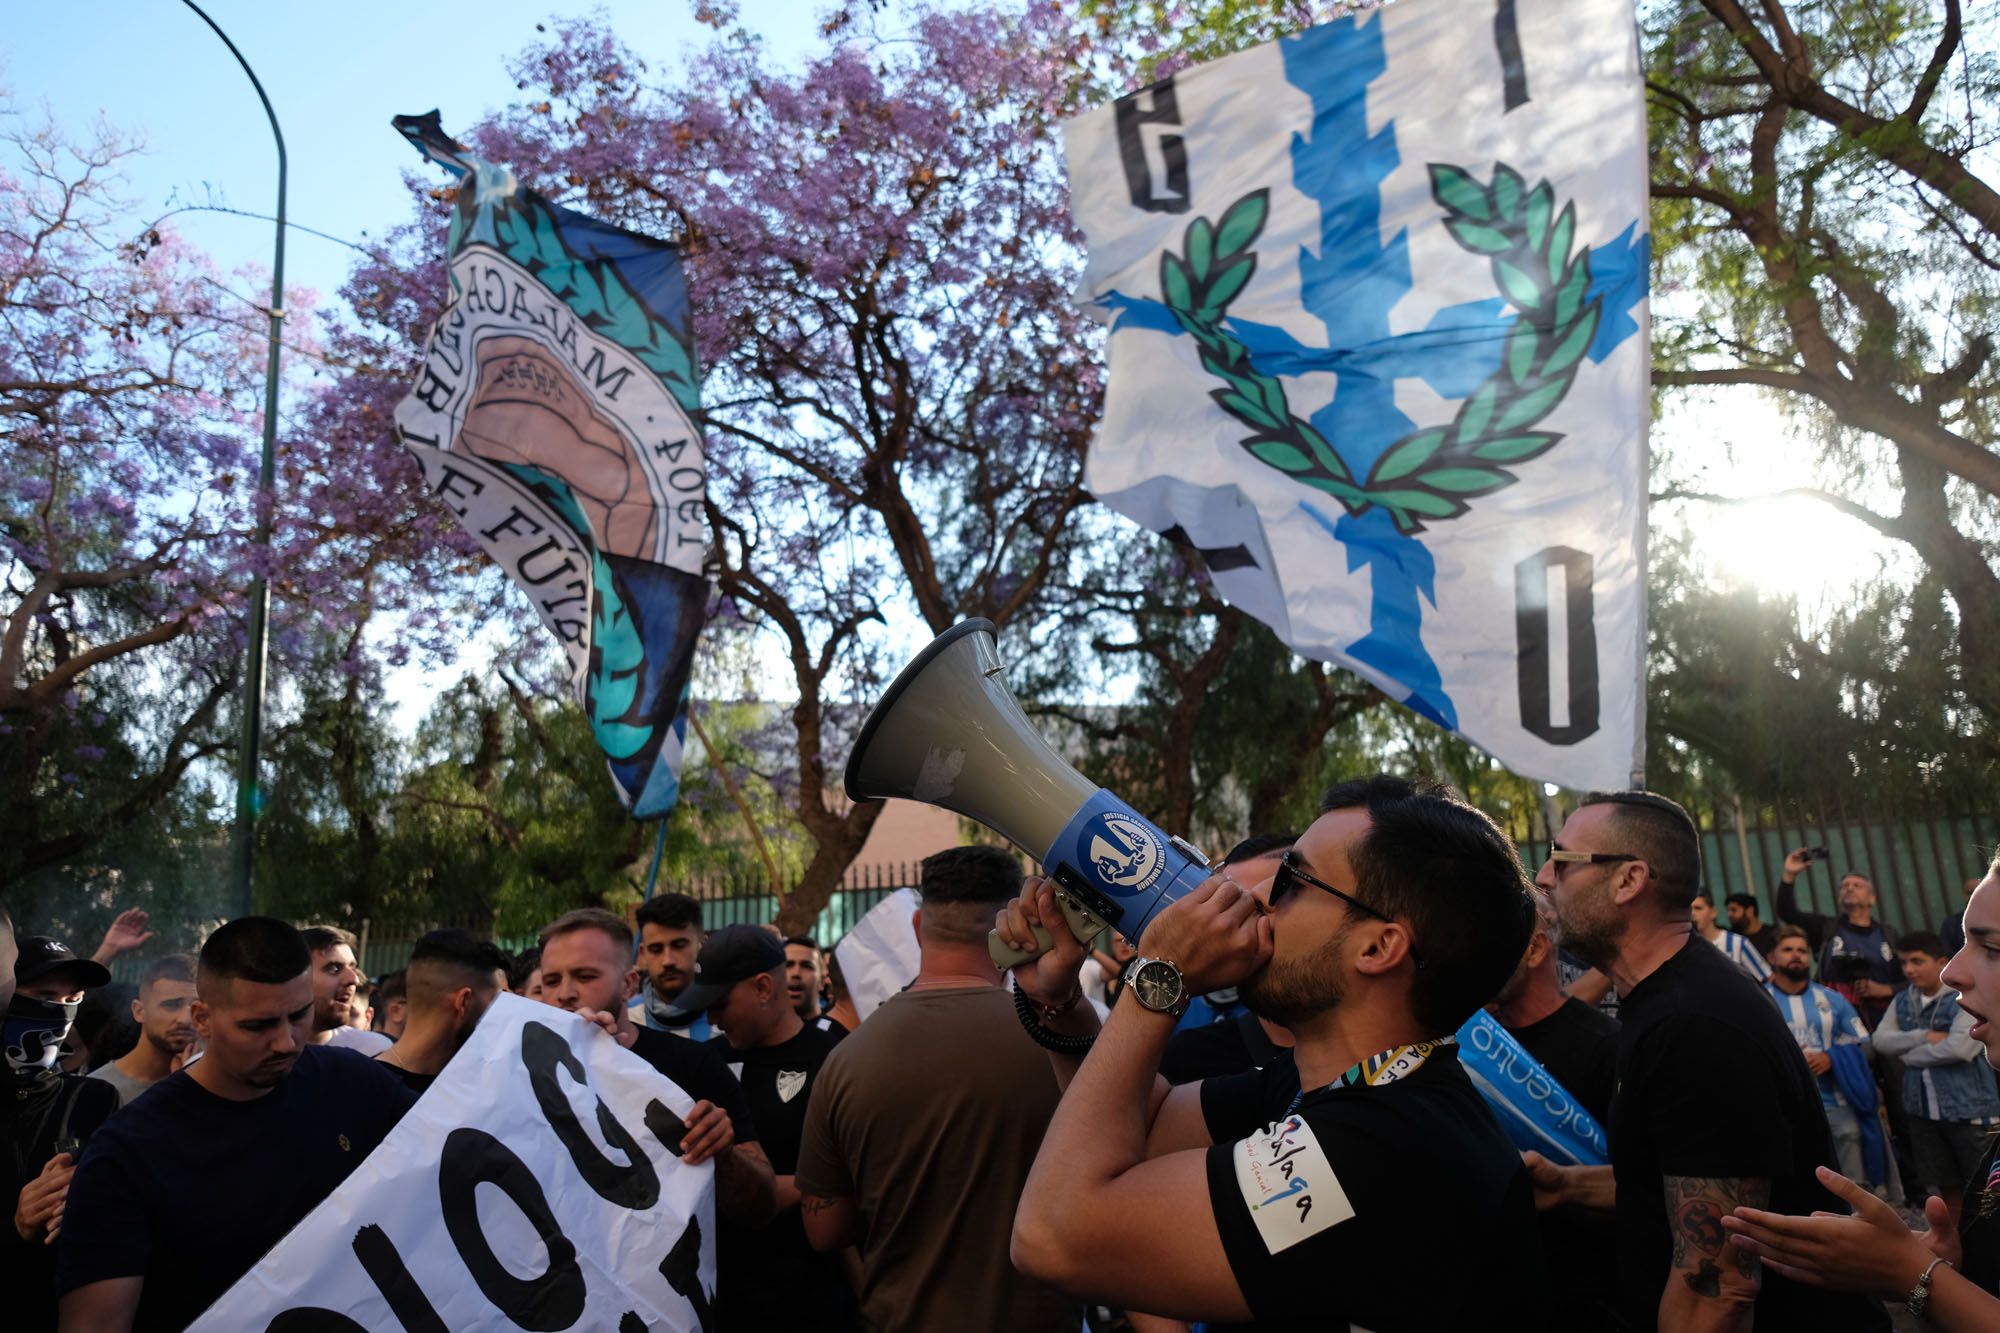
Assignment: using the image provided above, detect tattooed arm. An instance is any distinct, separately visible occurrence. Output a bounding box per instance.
[800,1191,860,1251]
[1659,1175,1768,1332]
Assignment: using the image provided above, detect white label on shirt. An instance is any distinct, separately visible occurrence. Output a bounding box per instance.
[1233,1114,1352,1254]
[728,1062,744,1081]
[776,1069,807,1103]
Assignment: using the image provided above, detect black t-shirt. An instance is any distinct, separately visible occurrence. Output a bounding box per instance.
[707,1022,857,1331]
[1502,998,1624,1331]
[1202,1044,1548,1330]
[380,1062,435,1095]
[630,1026,759,1143]
[1962,1129,2000,1294]
[1507,996,1620,1124]
[5,1072,121,1332]
[1610,936,1888,1331]
[55,1045,414,1331]
[1162,1010,1290,1086]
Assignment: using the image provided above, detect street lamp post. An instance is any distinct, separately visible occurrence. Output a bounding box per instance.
[179,0,285,919]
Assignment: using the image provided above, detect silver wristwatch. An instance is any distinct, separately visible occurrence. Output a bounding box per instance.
[1129,957,1190,1018]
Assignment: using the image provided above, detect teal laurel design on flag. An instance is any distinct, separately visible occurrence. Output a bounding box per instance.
[1162,162,1600,534]
[495,466,655,765]
[486,192,702,415]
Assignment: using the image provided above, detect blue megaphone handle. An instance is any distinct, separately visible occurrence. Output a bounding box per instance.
[1044,790,1215,944]
[1455,1010,1609,1167]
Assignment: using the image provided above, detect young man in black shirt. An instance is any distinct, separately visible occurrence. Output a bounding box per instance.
[1724,894,1778,961]
[675,924,855,1331]
[536,908,775,1227]
[1006,775,1548,1329]
[54,917,414,1332]
[374,928,506,1094]
[1530,792,1887,1332]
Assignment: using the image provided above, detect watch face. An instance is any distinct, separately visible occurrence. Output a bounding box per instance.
[1133,961,1182,1012]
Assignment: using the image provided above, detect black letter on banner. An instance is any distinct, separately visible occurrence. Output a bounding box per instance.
[438,1127,587,1330]
[660,1215,715,1332]
[1514,546,1600,745]
[1114,79,1191,214]
[522,1021,661,1208]
[1494,0,1530,111]
[351,1223,448,1333]
[266,1314,370,1333]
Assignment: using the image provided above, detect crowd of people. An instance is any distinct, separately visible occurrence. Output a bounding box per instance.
[3,780,1998,1331]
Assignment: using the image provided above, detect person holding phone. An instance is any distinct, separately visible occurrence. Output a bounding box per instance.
[1776,847,1903,1028]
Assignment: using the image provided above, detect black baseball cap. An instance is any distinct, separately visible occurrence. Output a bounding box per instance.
[16,936,112,992]
[665,925,785,1018]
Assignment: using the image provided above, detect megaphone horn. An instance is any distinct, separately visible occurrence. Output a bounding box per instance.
[845,619,1214,968]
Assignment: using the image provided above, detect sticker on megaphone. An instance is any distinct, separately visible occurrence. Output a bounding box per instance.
[1034,790,1215,948]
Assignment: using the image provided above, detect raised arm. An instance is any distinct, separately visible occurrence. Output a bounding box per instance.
[1010,878,1272,1321]
[998,879,1217,1158]
[1776,850,1833,951]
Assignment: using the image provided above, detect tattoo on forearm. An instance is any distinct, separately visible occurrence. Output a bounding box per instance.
[1665,1175,1768,1298]
[801,1194,839,1216]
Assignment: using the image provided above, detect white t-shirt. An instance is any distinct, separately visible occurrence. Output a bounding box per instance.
[326,1026,393,1055]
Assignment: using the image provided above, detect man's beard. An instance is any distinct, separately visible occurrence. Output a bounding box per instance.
[1242,921,1354,1027]
[146,1027,193,1056]
[1553,889,1625,971]
[1778,960,1811,982]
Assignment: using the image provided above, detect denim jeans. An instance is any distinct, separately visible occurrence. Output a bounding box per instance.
[1825,1103,1867,1184]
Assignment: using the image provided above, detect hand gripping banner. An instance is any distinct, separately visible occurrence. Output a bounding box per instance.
[394,112,708,817]
[1064,0,1650,790]
[191,995,718,1329]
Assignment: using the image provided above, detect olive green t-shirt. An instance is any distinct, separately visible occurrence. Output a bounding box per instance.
[795,985,1081,1333]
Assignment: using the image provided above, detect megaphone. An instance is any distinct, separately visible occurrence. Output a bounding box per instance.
[845,619,1215,968]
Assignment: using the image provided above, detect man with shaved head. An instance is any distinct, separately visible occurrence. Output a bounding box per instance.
[376,929,506,1094]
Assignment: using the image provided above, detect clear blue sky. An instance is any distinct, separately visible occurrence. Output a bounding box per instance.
[8,0,828,307]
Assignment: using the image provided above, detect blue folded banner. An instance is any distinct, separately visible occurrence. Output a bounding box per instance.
[1456,1010,1608,1167]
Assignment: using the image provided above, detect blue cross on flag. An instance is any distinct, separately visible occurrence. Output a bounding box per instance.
[1065,0,1650,790]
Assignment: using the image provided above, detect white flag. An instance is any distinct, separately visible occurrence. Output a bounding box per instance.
[1065,0,1649,790]
[191,994,716,1331]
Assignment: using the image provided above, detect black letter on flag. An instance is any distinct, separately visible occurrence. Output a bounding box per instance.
[1494,0,1530,111]
[1114,79,1191,214]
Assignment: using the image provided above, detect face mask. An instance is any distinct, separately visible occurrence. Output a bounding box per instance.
[3,993,79,1078]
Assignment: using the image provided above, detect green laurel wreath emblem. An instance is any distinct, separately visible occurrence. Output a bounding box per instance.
[1161,163,1601,534]
[490,193,703,414]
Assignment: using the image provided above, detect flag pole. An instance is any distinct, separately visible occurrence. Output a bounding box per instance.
[179,0,287,920]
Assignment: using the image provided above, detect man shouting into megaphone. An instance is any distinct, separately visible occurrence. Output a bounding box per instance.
[1004,775,1550,1331]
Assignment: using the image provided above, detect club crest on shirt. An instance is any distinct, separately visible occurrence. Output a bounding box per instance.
[776,1069,808,1104]
[1233,1114,1352,1254]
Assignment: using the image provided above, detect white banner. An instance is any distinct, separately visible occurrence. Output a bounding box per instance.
[192,994,716,1331]
[1066,0,1649,790]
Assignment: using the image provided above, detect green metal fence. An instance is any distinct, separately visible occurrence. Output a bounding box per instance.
[290,802,2000,980]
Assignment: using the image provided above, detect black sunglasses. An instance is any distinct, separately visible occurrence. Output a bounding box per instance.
[1269,850,1424,970]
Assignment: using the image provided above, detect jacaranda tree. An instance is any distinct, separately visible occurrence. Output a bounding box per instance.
[441,2,1106,928]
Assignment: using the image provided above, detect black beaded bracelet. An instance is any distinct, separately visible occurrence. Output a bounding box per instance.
[1013,984,1096,1055]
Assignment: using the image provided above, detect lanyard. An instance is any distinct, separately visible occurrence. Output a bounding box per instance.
[1286,1036,1455,1116]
